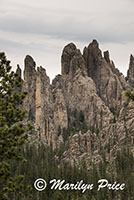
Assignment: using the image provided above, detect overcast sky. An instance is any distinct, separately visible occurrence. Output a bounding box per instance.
[0,0,134,80]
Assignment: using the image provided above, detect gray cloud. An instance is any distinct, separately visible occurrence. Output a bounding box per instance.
[0,0,134,79]
[1,0,134,44]
[0,14,134,45]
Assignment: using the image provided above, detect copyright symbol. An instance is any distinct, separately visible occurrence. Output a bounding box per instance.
[34,178,47,191]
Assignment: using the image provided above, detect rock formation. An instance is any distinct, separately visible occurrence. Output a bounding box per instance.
[63,130,100,164]
[61,43,87,78]
[83,40,128,109]
[127,54,134,88]
[23,55,37,122]
[19,40,134,164]
[35,66,54,144]
[61,43,77,76]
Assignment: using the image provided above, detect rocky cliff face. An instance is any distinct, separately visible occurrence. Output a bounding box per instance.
[19,40,134,163]
[23,56,55,144]
[127,55,134,88]
[35,66,54,144]
[63,130,100,164]
[23,55,37,122]
[83,40,128,109]
[61,43,87,78]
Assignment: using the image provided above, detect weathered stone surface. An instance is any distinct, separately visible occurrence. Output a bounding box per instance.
[61,43,77,76]
[15,65,23,92]
[53,67,113,130]
[83,40,127,109]
[127,54,134,88]
[109,60,129,91]
[96,100,134,163]
[20,40,134,165]
[53,89,68,130]
[63,131,92,163]
[83,40,102,74]
[35,66,55,144]
[24,55,36,81]
[63,99,134,165]
[63,130,101,164]
[23,55,37,122]
[104,50,110,63]
[16,64,22,77]
[61,43,87,78]
[69,49,87,77]
[23,57,56,145]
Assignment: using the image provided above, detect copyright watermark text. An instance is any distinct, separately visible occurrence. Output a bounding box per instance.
[34,178,125,193]
[34,178,47,191]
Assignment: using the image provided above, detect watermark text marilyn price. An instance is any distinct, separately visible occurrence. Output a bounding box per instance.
[34,178,125,193]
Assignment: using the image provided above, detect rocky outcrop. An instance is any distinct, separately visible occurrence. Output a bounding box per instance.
[83,40,127,109]
[15,65,23,92]
[127,54,134,88]
[61,71,113,129]
[61,43,77,76]
[61,43,87,78]
[53,88,68,130]
[23,56,55,144]
[63,130,93,164]
[94,100,134,163]
[19,40,134,164]
[16,64,22,77]
[104,50,110,63]
[23,55,37,121]
[35,66,55,144]
[83,40,102,72]
[63,99,134,165]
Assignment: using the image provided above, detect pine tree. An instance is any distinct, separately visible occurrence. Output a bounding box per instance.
[125,89,134,101]
[0,52,32,199]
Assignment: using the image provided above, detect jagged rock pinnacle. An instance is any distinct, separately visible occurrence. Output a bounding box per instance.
[61,43,77,76]
[127,54,134,87]
[61,43,87,77]
[104,50,110,63]
[24,55,36,82]
[16,64,22,77]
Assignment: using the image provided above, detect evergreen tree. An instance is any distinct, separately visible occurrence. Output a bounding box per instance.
[0,52,32,199]
[125,89,134,101]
